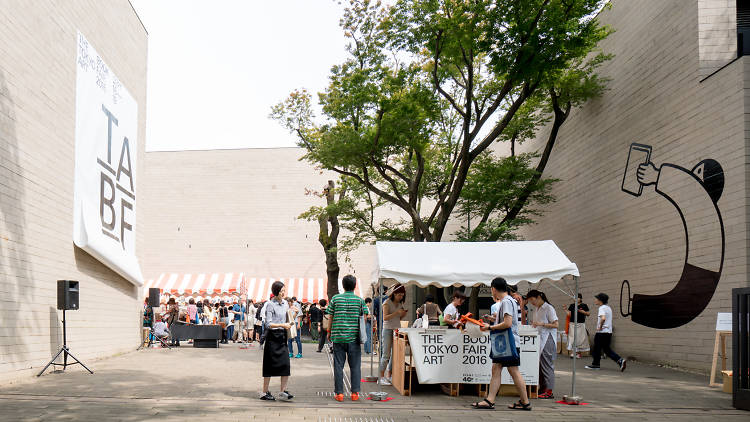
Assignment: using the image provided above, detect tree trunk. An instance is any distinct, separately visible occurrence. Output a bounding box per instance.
[318,180,341,301]
[325,249,340,302]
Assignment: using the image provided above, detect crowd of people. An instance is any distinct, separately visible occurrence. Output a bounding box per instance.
[142,278,627,409]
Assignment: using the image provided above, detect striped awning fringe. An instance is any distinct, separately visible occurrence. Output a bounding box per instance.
[143,274,365,303]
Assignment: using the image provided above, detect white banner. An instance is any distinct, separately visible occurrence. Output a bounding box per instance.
[501,328,540,386]
[73,32,143,285]
[405,328,539,385]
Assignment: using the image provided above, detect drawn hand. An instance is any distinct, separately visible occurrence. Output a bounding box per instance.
[637,162,659,186]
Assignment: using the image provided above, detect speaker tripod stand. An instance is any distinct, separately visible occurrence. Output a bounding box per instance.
[38,309,93,376]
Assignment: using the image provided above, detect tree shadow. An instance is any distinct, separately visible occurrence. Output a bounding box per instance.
[49,306,62,358]
[0,66,34,371]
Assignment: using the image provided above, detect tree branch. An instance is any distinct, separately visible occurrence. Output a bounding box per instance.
[491,89,570,241]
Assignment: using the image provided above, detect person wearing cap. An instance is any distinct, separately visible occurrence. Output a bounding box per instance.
[378,283,407,385]
[585,293,626,371]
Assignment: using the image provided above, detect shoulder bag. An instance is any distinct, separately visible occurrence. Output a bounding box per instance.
[490,297,520,364]
[358,299,368,344]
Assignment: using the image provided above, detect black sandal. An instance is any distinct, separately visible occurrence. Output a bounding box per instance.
[471,399,495,409]
[508,400,532,411]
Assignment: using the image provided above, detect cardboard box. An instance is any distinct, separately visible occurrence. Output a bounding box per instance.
[721,370,732,394]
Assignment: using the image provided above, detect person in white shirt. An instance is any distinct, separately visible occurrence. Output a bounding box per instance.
[442,291,466,328]
[585,293,626,371]
[527,290,558,399]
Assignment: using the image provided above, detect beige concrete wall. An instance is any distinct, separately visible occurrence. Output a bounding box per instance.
[141,148,380,293]
[699,0,738,79]
[0,0,147,382]
[511,0,749,371]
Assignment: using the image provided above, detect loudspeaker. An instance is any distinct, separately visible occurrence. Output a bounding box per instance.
[148,288,160,308]
[57,280,79,310]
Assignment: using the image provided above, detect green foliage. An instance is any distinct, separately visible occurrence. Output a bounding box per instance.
[273,0,612,246]
[455,152,558,242]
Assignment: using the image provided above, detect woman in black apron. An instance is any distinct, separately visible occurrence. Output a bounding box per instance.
[260,281,293,401]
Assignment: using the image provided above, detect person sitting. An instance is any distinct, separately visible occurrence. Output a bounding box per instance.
[153,317,170,342]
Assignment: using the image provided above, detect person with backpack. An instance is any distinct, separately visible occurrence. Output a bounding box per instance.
[255,301,264,342]
[327,275,368,402]
[218,301,230,344]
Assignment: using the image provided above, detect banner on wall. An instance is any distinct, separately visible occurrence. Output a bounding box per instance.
[73,32,143,286]
[404,328,539,385]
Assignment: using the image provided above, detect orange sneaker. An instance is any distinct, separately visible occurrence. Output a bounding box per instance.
[351,392,359,401]
[334,394,344,402]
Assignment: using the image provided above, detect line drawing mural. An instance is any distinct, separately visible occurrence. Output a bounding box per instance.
[619,143,725,329]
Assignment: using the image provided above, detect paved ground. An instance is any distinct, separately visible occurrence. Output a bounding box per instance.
[0,340,746,421]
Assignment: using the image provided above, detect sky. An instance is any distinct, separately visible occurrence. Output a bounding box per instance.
[129,0,350,151]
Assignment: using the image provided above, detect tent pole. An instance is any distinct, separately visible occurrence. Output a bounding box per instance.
[379,277,384,394]
[563,276,581,404]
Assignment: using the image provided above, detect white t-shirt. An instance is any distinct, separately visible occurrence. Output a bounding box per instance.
[444,303,460,326]
[534,301,558,346]
[490,301,500,316]
[598,304,613,333]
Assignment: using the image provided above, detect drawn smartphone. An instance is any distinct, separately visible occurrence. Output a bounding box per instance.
[621,143,652,197]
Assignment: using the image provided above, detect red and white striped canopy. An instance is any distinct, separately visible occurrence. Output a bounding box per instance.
[143,274,365,303]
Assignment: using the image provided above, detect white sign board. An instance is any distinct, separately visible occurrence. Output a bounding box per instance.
[405,328,539,385]
[716,312,732,331]
[73,32,143,285]
[501,328,540,385]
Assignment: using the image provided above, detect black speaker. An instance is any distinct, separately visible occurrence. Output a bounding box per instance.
[148,288,160,308]
[57,280,79,310]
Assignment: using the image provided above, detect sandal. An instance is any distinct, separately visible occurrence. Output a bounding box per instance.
[471,399,495,409]
[508,400,532,411]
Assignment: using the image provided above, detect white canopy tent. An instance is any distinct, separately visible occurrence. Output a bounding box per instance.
[370,240,584,403]
[371,240,579,287]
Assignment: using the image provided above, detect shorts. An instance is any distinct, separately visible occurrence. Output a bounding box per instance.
[491,348,521,367]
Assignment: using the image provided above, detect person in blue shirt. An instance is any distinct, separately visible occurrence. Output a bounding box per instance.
[231,300,245,343]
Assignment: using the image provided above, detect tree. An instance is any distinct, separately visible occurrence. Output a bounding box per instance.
[272,0,612,247]
[298,180,348,301]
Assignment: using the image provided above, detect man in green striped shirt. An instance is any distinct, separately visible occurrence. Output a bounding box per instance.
[327,274,368,401]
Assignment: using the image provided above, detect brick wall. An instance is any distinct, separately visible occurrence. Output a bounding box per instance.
[509,0,749,372]
[0,0,147,382]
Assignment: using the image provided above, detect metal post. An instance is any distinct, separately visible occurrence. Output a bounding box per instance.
[62,309,68,367]
[368,278,388,400]
[572,277,578,397]
[563,276,582,404]
[379,277,384,394]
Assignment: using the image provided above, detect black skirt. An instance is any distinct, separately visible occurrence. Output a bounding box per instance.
[263,329,290,377]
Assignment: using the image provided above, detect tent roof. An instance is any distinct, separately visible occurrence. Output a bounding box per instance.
[372,240,579,287]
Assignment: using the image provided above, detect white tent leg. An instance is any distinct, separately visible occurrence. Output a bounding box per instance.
[563,276,582,404]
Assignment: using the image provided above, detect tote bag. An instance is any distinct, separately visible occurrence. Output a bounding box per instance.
[358,299,368,344]
[490,328,519,364]
[489,297,520,364]
[286,309,298,338]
